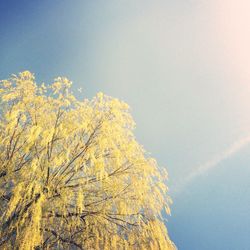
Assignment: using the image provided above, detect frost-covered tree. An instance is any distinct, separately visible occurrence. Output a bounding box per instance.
[0,71,175,249]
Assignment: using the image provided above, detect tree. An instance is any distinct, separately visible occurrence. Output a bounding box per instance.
[0,71,175,249]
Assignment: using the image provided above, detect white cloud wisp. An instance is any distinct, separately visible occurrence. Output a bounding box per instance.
[174,134,250,195]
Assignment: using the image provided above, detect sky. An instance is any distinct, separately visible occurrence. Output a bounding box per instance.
[1,0,250,249]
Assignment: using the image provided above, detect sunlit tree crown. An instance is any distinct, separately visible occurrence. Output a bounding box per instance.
[0,71,175,249]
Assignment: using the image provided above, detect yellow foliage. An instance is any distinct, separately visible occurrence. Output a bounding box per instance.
[0,71,176,250]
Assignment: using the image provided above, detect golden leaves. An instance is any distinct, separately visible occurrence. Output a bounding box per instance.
[0,71,175,250]
[2,92,19,102]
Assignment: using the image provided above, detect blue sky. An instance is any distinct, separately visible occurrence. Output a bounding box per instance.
[1,1,250,249]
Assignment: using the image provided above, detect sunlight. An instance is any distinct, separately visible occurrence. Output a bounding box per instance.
[215,0,250,82]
